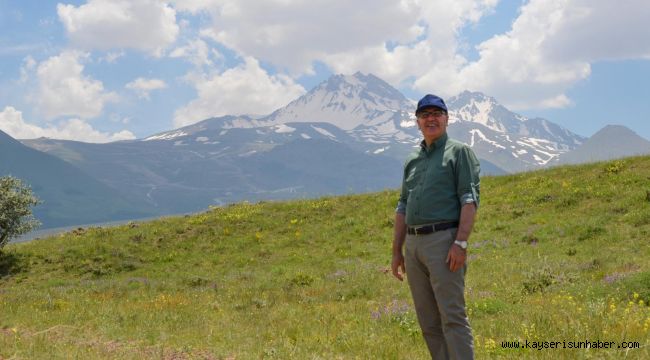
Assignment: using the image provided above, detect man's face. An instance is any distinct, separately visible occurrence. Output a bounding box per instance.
[416,107,448,142]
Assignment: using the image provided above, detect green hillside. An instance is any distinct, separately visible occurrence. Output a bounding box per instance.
[1,156,650,359]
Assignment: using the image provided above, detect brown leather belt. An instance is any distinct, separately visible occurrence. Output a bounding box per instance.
[407,221,459,235]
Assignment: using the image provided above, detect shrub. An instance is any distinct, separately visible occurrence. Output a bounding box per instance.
[0,176,40,250]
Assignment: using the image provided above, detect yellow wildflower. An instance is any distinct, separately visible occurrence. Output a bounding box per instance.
[485,338,496,350]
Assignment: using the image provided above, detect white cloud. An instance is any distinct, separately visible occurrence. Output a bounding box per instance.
[57,0,179,56]
[173,56,305,127]
[541,0,650,62]
[435,0,650,110]
[171,0,650,112]
[191,0,423,74]
[33,51,117,119]
[438,0,590,109]
[172,0,223,14]
[19,56,36,83]
[0,106,135,143]
[170,39,219,67]
[125,77,168,99]
[176,0,498,92]
[103,51,125,63]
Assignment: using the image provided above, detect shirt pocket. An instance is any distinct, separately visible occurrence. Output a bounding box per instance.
[425,161,453,191]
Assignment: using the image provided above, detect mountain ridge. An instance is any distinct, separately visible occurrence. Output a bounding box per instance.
[11,72,650,229]
[138,72,587,172]
[0,130,162,228]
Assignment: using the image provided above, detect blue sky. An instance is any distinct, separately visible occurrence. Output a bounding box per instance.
[1,0,649,142]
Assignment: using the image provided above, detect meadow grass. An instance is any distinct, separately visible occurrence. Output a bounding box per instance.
[1,156,650,359]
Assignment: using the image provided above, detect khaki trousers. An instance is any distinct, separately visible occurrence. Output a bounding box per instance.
[404,228,474,360]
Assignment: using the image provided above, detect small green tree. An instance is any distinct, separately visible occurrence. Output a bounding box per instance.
[0,176,41,250]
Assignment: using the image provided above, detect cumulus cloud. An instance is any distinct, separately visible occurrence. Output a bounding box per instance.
[174,0,498,91]
[126,77,168,100]
[192,0,423,74]
[442,0,650,110]
[541,0,650,62]
[57,0,179,56]
[32,51,117,120]
[440,0,591,109]
[172,0,222,14]
[19,56,36,83]
[170,39,220,67]
[173,56,305,127]
[103,51,125,63]
[0,106,135,143]
[171,0,650,111]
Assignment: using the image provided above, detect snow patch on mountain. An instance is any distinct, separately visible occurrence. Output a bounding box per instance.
[311,125,336,138]
[400,118,416,128]
[275,124,296,133]
[143,130,188,141]
[238,150,257,157]
[469,129,506,149]
[222,118,265,129]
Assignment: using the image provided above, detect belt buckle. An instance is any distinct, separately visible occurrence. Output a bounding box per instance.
[413,227,420,235]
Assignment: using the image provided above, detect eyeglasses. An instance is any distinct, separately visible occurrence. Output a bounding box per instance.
[417,110,447,119]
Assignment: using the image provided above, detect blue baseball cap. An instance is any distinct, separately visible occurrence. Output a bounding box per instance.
[416,94,447,114]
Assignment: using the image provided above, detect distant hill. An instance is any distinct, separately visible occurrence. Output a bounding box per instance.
[557,125,650,165]
[0,130,161,228]
[22,126,403,215]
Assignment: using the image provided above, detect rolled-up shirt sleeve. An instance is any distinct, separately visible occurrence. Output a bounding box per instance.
[396,162,409,214]
[455,146,481,208]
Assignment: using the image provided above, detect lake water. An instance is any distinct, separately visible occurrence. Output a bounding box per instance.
[10,213,192,244]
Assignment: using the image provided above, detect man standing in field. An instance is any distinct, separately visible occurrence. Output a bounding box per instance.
[391,94,480,359]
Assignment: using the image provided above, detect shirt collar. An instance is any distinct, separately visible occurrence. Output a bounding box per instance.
[420,133,448,152]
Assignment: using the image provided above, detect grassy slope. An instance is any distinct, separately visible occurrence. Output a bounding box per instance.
[1,156,650,359]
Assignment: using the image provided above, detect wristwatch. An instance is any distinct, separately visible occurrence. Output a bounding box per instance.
[454,240,468,250]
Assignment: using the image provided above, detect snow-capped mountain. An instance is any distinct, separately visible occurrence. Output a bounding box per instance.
[266,72,414,130]
[141,73,585,173]
[20,72,599,226]
[445,91,585,171]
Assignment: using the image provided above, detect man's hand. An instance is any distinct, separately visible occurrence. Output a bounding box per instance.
[446,244,466,272]
[391,252,406,281]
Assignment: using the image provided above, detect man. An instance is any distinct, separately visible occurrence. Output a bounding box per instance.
[391,94,480,359]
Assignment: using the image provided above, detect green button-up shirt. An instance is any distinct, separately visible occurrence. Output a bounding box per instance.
[396,133,481,226]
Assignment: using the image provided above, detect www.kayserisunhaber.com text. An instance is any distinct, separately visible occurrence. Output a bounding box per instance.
[501,340,641,350]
